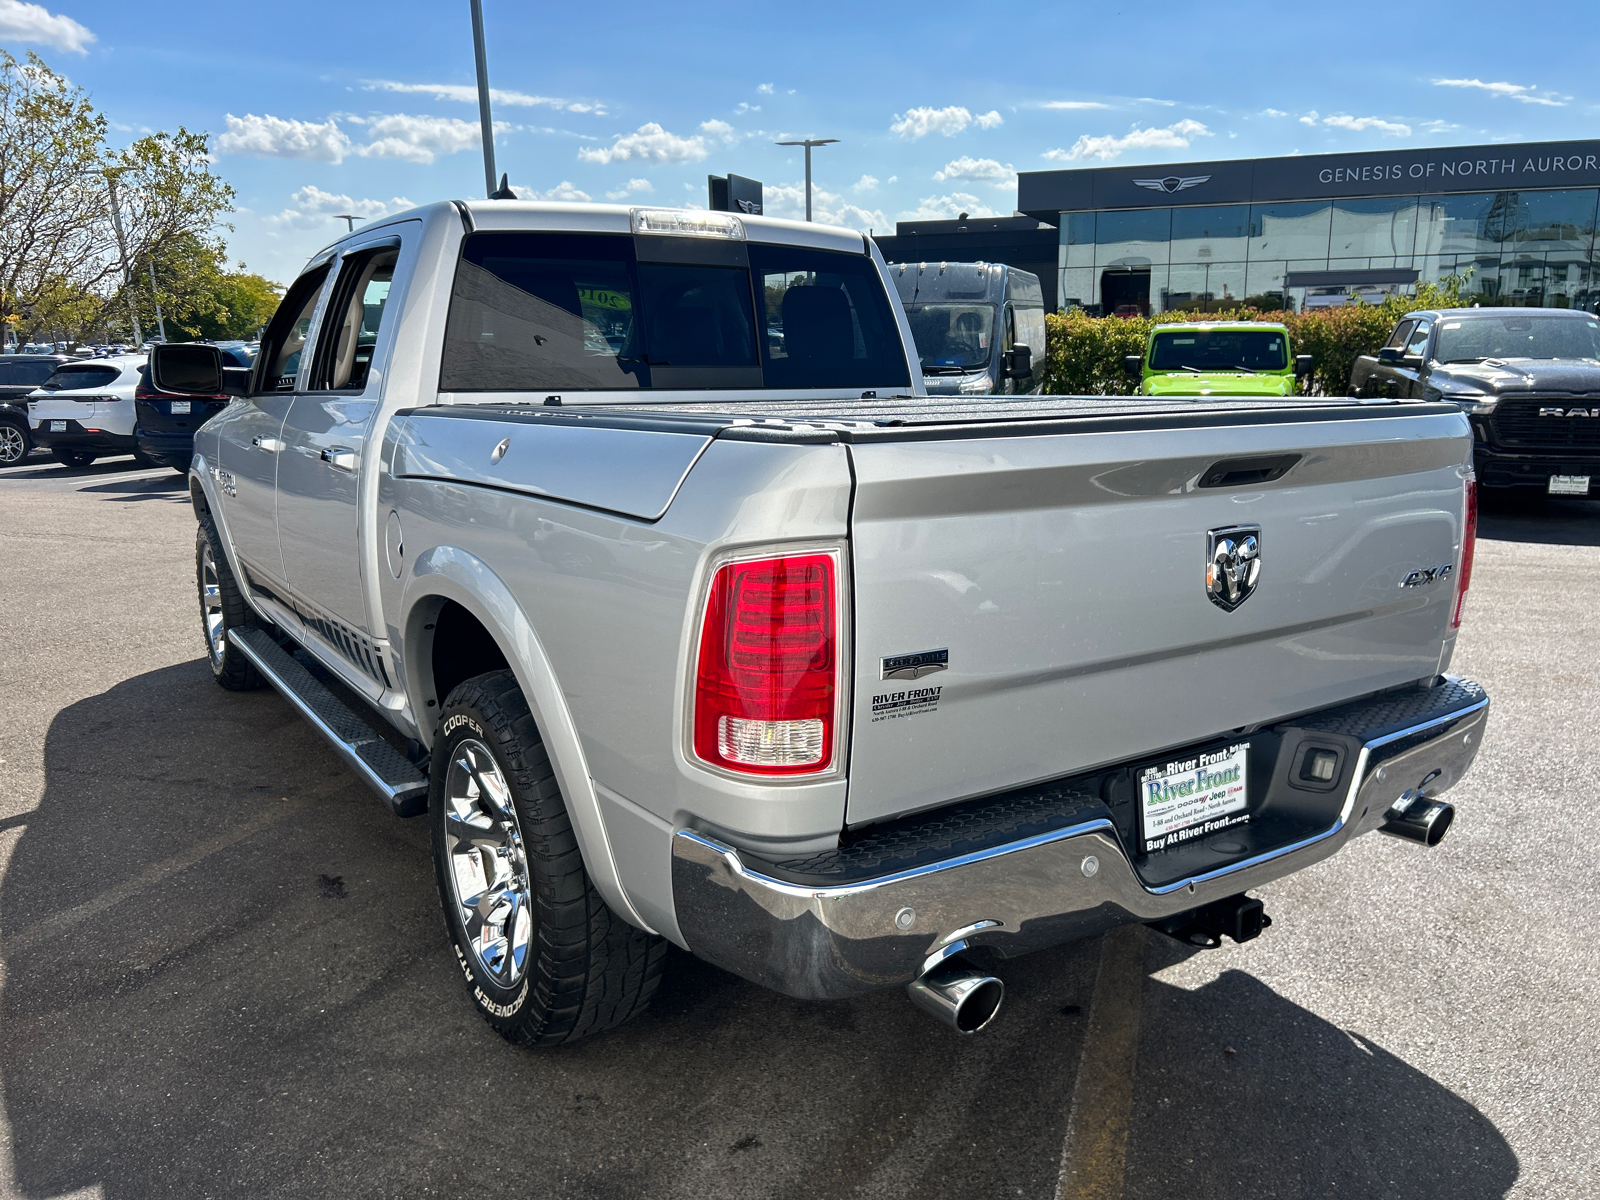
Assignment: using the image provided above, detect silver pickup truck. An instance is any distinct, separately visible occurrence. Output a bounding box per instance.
[152,200,1489,1044]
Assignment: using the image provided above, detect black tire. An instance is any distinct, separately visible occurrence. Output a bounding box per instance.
[430,670,667,1046]
[52,448,94,468]
[195,513,263,690]
[133,445,159,469]
[0,419,28,468]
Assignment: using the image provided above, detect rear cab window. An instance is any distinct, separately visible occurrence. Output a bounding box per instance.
[440,230,909,393]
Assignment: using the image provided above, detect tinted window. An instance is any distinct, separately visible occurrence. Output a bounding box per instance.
[1435,314,1600,363]
[751,244,908,389]
[1405,320,1432,357]
[0,359,60,386]
[41,364,120,390]
[1149,329,1288,371]
[441,232,908,392]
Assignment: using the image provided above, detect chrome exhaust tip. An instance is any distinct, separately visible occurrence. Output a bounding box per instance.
[1380,796,1455,847]
[906,958,1005,1034]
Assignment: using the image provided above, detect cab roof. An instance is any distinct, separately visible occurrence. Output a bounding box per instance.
[1149,321,1289,333]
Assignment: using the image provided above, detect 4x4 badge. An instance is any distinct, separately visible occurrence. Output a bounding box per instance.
[1206,526,1261,611]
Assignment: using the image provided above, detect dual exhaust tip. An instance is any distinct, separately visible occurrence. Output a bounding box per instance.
[1380,796,1455,847]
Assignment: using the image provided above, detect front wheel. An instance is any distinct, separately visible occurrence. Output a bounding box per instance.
[430,670,667,1046]
[51,448,94,468]
[0,420,29,467]
[195,514,262,690]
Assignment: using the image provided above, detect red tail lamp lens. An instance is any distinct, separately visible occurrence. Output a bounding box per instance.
[693,553,837,774]
[1452,477,1477,629]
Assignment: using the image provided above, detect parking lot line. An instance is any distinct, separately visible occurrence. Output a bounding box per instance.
[1054,924,1147,1200]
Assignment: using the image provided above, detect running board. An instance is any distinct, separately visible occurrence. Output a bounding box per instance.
[231,627,429,817]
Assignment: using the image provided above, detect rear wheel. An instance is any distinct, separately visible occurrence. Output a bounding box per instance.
[431,670,667,1046]
[196,514,263,690]
[133,445,159,469]
[0,420,27,467]
[51,448,94,468]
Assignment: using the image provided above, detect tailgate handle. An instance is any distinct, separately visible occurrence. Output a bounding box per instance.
[1198,454,1301,489]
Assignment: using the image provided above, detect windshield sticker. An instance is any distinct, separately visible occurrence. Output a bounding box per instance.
[1443,322,1462,329]
[871,685,941,722]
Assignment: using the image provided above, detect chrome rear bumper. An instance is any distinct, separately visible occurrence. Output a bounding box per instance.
[671,678,1488,1000]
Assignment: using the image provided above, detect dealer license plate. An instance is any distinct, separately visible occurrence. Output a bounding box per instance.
[49,420,66,432]
[1549,475,1590,496]
[1138,741,1251,853]
[171,400,191,414]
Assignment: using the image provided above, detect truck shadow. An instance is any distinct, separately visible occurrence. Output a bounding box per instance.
[0,665,1517,1199]
[1478,491,1600,546]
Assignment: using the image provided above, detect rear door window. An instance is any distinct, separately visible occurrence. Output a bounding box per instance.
[752,244,909,389]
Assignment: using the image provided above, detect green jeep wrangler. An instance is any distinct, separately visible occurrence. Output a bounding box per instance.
[1124,322,1314,397]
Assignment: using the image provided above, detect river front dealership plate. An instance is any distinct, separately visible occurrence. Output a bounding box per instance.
[1138,741,1251,853]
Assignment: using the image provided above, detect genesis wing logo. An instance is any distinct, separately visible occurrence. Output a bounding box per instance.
[1133,174,1211,194]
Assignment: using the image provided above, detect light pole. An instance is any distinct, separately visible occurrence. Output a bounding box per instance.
[774,138,838,222]
[334,213,357,232]
[147,260,167,342]
[101,170,142,347]
[469,0,498,199]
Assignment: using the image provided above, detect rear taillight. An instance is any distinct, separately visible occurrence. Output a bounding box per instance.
[1451,475,1477,629]
[693,552,838,775]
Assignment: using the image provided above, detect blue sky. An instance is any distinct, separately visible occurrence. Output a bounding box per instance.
[5,0,1599,283]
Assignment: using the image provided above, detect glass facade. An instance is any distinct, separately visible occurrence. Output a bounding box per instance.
[1057,188,1600,315]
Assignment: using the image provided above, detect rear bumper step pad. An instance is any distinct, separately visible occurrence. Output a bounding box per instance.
[231,627,428,816]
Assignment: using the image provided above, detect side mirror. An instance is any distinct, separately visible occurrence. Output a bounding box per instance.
[1294,354,1314,377]
[151,342,239,396]
[1376,346,1405,365]
[1007,344,1033,379]
[1123,354,1144,378]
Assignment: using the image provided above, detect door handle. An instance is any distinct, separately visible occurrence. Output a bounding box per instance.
[251,435,285,452]
[320,446,358,471]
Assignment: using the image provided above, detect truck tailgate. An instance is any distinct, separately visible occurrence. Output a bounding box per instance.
[844,407,1471,825]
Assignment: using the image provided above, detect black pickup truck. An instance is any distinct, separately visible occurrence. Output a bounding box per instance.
[1350,306,1600,494]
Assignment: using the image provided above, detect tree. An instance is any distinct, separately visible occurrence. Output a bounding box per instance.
[0,50,236,344]
[130,234,281,340]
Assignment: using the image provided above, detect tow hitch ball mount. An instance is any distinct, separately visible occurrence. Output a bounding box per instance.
[1150,893,1272,949]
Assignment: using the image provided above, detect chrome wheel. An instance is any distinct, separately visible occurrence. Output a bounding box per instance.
[200,542,227,667]
[443,740,533,986]
[0,424,25,466]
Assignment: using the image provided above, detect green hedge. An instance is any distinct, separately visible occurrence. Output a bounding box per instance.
[1039,276,1473,397]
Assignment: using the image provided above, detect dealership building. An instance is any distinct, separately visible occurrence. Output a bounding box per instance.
[879,139,1600,315]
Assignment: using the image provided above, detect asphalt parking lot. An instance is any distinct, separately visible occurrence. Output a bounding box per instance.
[1,455,1596,1200]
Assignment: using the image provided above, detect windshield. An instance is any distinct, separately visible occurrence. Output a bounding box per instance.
[1436,315,1600,363]
[905,304,995,370]
[40,364,120,390]
[441,231,909,391]
[1149,329,1288,372]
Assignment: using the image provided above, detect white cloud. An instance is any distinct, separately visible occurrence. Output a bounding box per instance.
[1421,119,1461,133]
[854,174,878,192]
[1043,119,1211,162]
[760,182,886,231]
[579,119,737,164]
[0,0,93,52]
[1261,108,1288,117]
[1138,98,1178,107]
[1301,111,1412,137]
[218,113,353,163]
[356,113,492,163]
[890,105,981,139]
[365,79,605,114]
[735,102,760,114]
[932,156,1017,188]
[887,175,897,184]
[1043,100,1110,110]
[1433,77,1566,106]
[757,82,774,95]
[974,110,1003,129]
[604,177,654,201]
[510,180,592,202]
[898,193,1002,221]
[263,185,415,232]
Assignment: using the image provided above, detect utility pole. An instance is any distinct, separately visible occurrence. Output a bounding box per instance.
[774,138,838,222]
[148,260,167,342]
[103,171,143,346]
[469,0,498,199]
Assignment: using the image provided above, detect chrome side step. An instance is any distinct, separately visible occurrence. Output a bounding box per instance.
[231,627,429,817]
